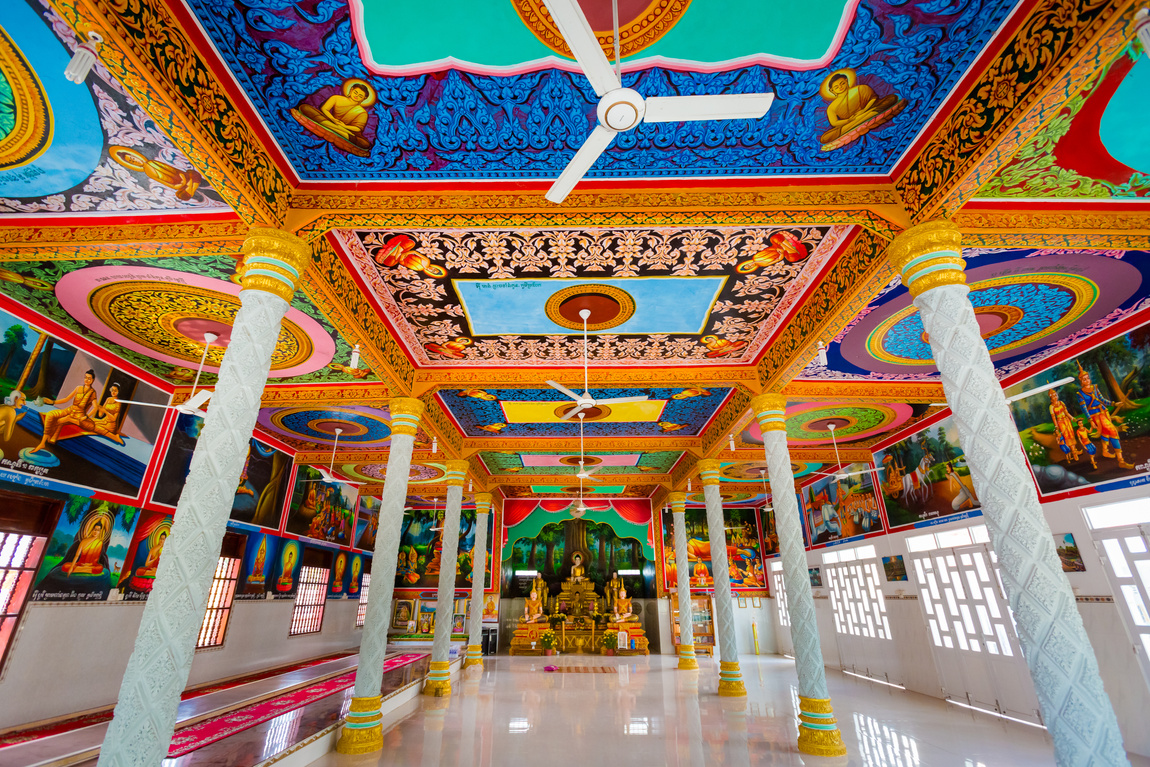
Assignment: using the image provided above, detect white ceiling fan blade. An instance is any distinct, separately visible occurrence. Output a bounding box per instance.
[183,389,213,411]
[545,124,615,204]
[643,93,775,123]
[584,465,603,475]
[546,380,582,401]
[539,0,620,97]
[339,479,365,487]
[560,404,587,421]
[593,395,648,405]
[113,399,170,409]
[584,473,602,482]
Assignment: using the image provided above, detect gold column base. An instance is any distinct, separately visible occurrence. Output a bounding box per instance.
[717,661,746,697]
[796,695,848,757]
[677,644,699,670]
[463,643,484,670]
[422,660,453,697]
[335,695,383,754]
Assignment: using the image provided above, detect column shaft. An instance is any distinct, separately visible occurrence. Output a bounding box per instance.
[337,398,423,754]
[97,228,310,767]
[669,492,697,669]
[465,493,492,670]
[698,460,745,696]
[890,221,1128,766]
[425,460,468,696]
[752,393,846,757]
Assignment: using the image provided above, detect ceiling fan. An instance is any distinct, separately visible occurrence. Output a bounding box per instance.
[810,423,886,482]
[540,0,775,203]
[114,332,217,417]
[546,308,647,420]
[302,427,363,487]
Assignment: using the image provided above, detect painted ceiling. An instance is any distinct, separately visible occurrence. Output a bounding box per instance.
[183,0,1018,180]
[338,225,849,367]
[1,0,230,214]
[256,405,433,451]
[739,400,935,449]
[478,450,683,476]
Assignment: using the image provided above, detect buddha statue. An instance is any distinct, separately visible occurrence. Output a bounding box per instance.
[569,552,587,583]
[531,573,547,600]
[62,517,107,576]
[612,588,635,624]
[606,571,622,611]
[522,589,546,623]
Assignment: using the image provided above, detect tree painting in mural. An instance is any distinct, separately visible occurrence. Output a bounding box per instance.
[1008,332,1150,495]
[33,498,140,600]
[661,506,767,592]
[873,415,979,529]
[394,503,479,589]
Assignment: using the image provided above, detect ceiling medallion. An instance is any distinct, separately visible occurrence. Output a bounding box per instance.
[553,402,612,422]
[544,284,636,331]
[559,455,603,466]
[511,0,690,61]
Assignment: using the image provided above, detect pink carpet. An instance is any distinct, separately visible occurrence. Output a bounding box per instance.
[166,653,428,757]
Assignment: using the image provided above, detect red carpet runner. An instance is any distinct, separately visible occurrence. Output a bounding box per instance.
[166,653,427,757]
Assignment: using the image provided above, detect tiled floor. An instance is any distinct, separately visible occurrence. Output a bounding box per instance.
[308,655,1150,767]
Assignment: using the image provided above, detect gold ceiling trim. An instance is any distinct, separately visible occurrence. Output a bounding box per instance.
[781,380,946,402]
[411,366,760,396]
[957,209,1150,249]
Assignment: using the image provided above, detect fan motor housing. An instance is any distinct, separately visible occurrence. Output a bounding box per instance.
[597,88,645,132]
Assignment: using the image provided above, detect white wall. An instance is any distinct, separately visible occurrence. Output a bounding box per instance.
[0,598,363,731]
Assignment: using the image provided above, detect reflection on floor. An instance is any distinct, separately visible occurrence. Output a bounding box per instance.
[308,656,1150,767]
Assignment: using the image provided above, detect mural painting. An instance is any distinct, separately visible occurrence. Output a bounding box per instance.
[660,506,767,592]
[284,467,357,546]
[797,463,884,547]
[882,555,908,582]
[873,416,980,530]
[235,530,280,600]
[272,539,302,597]
[354,495,380,551]
[0,308,166,497]
[33,497,137,601]
[1007,332,1150,496]
[501,499,655,599]
[395,501,488,590]
[154,413,292,529]
[1055,533,1086,573]
[328,551,349,597]
[347,553,364,598]
[118,510,173,600]
[759,505,779,559]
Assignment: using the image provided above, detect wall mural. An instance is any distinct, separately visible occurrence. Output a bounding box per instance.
[183,0,1016,179]
[660,506,767,592]
[118,509,172,600]
[801,248,1150,382]
[0,0,228,213]
[980,42,1150,201]
[797,462,884,547]
[501,498,655,598]
[354,495,380,551]
[284,466,358,547]
[153,412,292,530]
[1008,327,1150,497]
[33,497,137,601]
[395,503,493,591]
[438,387,732,438]
[872,415,981,531]
[0,306,167,497]
[341,226,847,367]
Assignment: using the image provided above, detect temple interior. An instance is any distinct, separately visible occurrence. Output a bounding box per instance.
[1,0,1150,765]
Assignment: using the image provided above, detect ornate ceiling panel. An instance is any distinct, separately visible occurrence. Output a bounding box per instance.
[338,225,850,367]
[739,400,933,449]
[181,0,1019,180]
[256,405,433,451]
[478,450,682,477]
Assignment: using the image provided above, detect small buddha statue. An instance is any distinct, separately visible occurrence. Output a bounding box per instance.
[569,552,587,583]
[606,571,622,611]
[522,589,546,623]
[532,573,547,600]
[612,588,634,624]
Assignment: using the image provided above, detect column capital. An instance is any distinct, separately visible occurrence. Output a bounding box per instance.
[667,491,687,512]
[444,460,469,486]
[749,393,787,431]
[240,227,311,302]
[388,397,425,437]
[697,458,721,486]
[886,220,965,299]
[473,492,493,513]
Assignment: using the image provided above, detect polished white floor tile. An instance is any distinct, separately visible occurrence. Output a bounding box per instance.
[309,655,1150,767]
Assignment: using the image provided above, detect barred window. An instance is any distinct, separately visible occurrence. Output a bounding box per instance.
[356,573,371,628]
[290,565,330,636]
[196,555,241,649]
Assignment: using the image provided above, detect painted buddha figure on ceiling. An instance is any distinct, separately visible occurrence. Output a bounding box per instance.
[291,79,376,157]
[31,369,98,454]
[818,68,906,152]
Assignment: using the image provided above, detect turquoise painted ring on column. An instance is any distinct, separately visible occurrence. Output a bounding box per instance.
[899,249,962,284]
[245,255,301,278]
[242,268,296,291]
[755,407,786,428]
[720,668,743,682]
[390,412,422,436]
[799,709,836,730]
[344,707,382,729]
[444,469,466,485]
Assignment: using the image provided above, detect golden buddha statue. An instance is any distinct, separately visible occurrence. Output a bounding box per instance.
[612,588,635,624]
[62,517,108,576]
[522,589,546,623]
[606,571,622,611]
[569,552,587,583]
[531,573,547,600]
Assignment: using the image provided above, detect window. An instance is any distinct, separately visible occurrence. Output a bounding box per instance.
[905,523,989,553]
[772,569,790,627]
[825,559,891,639]
[290,550,331,637]
[196,532,245,650]
[0,490,60,674]
[356,573,371,628]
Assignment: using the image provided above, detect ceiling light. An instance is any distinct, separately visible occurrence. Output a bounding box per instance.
[816,340,828,367]
[65,31,102,83]
[349,343,361,370]
[728,434,736,452]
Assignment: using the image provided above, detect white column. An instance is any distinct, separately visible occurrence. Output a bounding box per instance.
[751,393,846,757]
[465,492,493,670]
[697,459,744,696]
[336,397,425,754]
[425,460,468,696]
[668,491,698,669]
[888,221,1128,766]
[97,228,311,767]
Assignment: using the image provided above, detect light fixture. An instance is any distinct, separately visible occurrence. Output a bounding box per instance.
[816,340,828,367]
[431,437,438,454]
[728,434,736,452]
[349,343,361,370]
[1137,8,1150,57]
[686,478,692,492]
[65,31,103,83]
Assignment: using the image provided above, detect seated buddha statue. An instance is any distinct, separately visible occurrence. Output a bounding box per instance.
[611,588,635,624]
[569,552,587,583]
[62,517,107,576]
[522,589,546,623]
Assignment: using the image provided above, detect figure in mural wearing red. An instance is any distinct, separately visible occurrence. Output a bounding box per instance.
[1076,419,1099,469]
[1048,389,1081,463]
[1075,362,1134,469]
[30,369,98,455]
